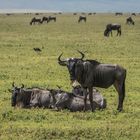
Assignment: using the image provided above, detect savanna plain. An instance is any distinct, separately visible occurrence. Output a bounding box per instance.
[0,13,140,139]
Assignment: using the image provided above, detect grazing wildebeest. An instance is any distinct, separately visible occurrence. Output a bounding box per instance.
[58,51,126,112]
[55,90,107,112]
[104,24,121,37]
[10,83,32,108]
[30,17,42,25]
[115,12,123,16]
[88,13,92,15]
[42,16,49,23]
[73,13,77,15]
[33,48,41,52]
[78,16,86,23]
[48,16,56,22]
[126,17,135,25]
[131,13,136,16]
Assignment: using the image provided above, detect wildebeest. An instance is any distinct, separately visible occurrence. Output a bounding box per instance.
[30,88,53,108]
[131,13,136,16]
[104,24,121,37]
[41,16,49,23]
[30,17,42,25]
[126,17,135,25]
[10,83,57,108]
[88,13,92,15]
[48,16,56,22]
[10,83,32,108]
[78,16,86,23]
[58,51,126,112]
[115,12,123,16]
[55,89,107,112]
[73,13,77,15]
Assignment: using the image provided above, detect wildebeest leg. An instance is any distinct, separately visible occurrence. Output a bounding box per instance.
[114,80,125,112]
[110,31,113,37]
[83,88,88,111]
[88,87,95,112]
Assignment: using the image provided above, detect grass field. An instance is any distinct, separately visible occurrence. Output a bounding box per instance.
[0,13,140,139]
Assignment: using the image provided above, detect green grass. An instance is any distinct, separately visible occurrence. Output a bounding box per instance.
[0,13,140,139]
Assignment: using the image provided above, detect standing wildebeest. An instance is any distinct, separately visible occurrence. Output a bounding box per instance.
[104,24,121,37]
[58,51,126,112]
[115,12,123,16]
[30,17,42,25]
[131,13,136,16]
[42,16,49,23]
[126,17,135,25]
[48,16,56,22]
[78,16,86,23]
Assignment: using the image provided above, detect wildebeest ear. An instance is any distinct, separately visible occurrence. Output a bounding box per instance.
[12,82,15,87]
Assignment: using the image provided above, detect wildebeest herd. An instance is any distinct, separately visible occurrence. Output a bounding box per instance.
[30,16,56,25]
[29,14,135,37]
[9,12,135,112]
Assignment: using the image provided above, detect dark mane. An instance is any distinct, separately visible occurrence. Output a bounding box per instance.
[85,59,100,65]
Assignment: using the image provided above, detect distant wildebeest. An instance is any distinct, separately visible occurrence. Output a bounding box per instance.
[88,13,92,15]
[93,12,96,15]
[126,17,135,25]
[104,24,121,37]
[33,48,42,52]
[55,88,107,112]
[115,12,123,16]
[73,13,77,15]
[10,83,32,108]
[58,51,126,112]
[48,16,56,22]
[78,16,86,23]
[30,17,42,25]
[131,13,136,16]
[42,16,49,23]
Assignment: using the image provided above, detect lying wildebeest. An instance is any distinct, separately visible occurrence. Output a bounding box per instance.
[33,47,42,52]
[78,16,86,23]
[10,83,56,108]
[10,83,32,108]
[42,16,49,23]
[58,51,126,112]
[126,17,135,25]
[30,17,42,25]
[104,24,121,37]
[115,12,123,16]
[55,89,107,112]
[48,16,56,22]
[30,88,53,108]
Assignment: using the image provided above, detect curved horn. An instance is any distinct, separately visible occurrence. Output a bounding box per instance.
[58,53,67,66]
[77,50,85,60]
